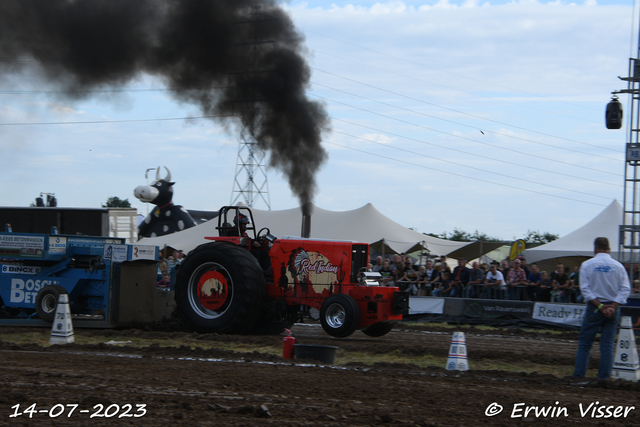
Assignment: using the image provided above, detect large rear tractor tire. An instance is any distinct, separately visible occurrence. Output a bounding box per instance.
[319,294,361,338]
[361,321,395,337]
[175,242,266,334]
[35,285,69,322]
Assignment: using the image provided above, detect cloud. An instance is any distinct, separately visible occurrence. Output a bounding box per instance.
[360,133,396,144]
[0,0,634,240]
[48,103,78,116]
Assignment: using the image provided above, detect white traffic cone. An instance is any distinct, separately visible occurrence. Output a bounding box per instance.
[49,294,74,345]
[446,331,469,371]
[611,316,640,381]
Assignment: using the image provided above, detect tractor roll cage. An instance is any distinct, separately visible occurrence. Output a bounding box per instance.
[215,206,257,239]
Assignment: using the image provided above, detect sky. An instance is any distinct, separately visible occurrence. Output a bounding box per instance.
[0,0,638,242]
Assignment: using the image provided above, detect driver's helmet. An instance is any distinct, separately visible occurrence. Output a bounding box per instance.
[233,213,250,227]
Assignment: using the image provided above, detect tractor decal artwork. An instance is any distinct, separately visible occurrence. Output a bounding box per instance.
[285,247,341,293]
[197,271,228,311]
[299,257,339,276]
[291,248,308,282]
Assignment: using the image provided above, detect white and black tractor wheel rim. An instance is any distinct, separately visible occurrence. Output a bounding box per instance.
[324,302,348,329]
[187,262,234,320]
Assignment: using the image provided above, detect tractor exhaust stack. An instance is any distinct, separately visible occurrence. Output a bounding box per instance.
[301,213,311,238]
[301,203,312,238]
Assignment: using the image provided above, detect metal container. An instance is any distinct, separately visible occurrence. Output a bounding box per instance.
[294,344,338,364]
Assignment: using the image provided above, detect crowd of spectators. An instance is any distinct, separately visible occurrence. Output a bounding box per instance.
[370,253,584,302]
[625,263,640,294]
[156,250,184,290]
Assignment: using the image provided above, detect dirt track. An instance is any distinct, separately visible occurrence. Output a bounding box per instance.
[1,323,639,426]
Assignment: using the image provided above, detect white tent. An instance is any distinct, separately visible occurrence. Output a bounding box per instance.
[139,203,468,258]
[253,203,467,257]
[523,200,627,267]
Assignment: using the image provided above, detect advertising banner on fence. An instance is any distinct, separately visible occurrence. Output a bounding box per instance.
[532,303,585,327]
[533,303,640,330]
[408,297,640,334]
[408,297,445,315]
[462,300,533,320]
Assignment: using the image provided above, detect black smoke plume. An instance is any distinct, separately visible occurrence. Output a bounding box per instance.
[0,0,329,210]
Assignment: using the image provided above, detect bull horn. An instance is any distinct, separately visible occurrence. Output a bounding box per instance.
[155,166,171,182]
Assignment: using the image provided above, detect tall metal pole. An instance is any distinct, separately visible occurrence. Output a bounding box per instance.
[230,2,272,210]
[144,168,155,215]
[616,4,640,286]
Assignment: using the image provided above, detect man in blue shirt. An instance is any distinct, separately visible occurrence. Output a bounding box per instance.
[573,237,631,379]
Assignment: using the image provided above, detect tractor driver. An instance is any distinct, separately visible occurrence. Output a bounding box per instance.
[234,213,264,249]
[234,213,271,274]
[234,213,250,238]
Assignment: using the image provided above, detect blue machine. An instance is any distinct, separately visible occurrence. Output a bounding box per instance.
[0,231,161,327]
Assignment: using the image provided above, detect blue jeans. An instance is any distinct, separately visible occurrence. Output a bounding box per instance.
[490,288,507,300]
[508,287,522,300]
[573,305,620,379]
[466,284,481,299]
[431,288,447,297]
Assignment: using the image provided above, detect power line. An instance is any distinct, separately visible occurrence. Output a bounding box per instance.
[0,26,620,208]
[329,129,613,202]
[314,49,601,126]
[0,114,233,126]
[0,92,619,191]
[323,138,608,207]
[312,67,621,155]
[3,63,614,161]
[311,91,621,176]
[330,116,621,187]
[305,28,602,113]
[0,87,225,95]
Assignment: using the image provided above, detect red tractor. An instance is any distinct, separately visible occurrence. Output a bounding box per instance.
[174,206,409,337]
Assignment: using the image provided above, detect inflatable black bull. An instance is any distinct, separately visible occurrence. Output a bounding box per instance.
[134,166,197,239]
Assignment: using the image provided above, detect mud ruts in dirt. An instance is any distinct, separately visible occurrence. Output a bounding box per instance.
[0,324,638,426]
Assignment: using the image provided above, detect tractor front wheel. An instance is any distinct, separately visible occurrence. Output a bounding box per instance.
[319,294,360,338]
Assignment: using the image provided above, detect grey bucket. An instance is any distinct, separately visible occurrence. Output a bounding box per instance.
[294,344,339,365]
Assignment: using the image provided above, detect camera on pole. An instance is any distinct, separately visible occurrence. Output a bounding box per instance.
[605,95,623,129]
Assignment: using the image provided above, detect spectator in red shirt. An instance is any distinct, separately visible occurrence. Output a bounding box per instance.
[506,259,527,300]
